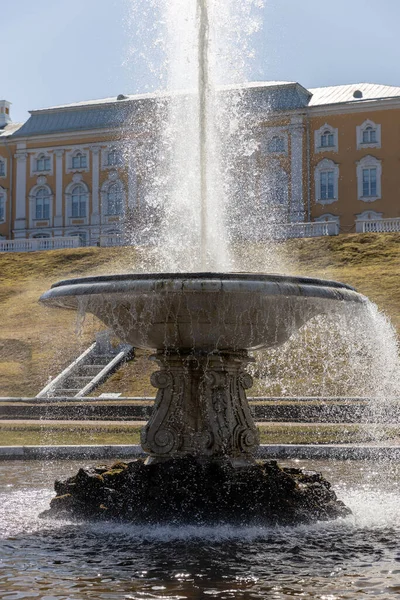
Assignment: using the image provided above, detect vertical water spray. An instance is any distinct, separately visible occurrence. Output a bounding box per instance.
[197,0,210,269]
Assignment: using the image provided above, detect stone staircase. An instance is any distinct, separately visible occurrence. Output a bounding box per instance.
[36,331,134,399]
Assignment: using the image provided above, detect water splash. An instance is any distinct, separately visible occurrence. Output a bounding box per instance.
[123,0,269,272]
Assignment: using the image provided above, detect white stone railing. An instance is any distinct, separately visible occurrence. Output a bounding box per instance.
[357,218,400,233]
[276,221,339,239]
[0,237,80,253]
[99,234,127,247]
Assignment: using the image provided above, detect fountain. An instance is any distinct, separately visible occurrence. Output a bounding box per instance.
[39,272,365,523]
[36,0,371,525]
[3,3,400,598]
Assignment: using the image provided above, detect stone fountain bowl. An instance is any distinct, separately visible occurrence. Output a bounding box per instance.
[39,272,365,351]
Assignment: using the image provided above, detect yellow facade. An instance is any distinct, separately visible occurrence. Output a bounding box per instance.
[1,83,400,244]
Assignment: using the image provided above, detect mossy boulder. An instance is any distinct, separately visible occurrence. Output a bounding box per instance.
[40,456,351,526]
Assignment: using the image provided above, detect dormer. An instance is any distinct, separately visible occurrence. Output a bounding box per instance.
[0,101,11,128]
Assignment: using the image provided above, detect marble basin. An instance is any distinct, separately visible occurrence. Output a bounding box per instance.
[39,272,365,352]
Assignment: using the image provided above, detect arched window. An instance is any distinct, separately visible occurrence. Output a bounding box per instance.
[72,152,87,169]
[362,126,377,144]
[357,120,381,149]
[36,154,50,172]
[35,187,50,219]
[71,184,87,217]
[320,130,334,148]
[268,136,285,153]
[315,123,338,153]
[0,159,5,177]
[106,182,123,215]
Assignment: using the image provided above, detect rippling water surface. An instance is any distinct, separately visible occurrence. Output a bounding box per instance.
[1,459,400,599]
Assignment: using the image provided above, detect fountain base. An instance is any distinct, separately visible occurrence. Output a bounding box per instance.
[142,350,259,465]
[40,456,351,525]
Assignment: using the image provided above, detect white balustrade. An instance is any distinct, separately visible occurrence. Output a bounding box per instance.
[274,221,339,239]
[0,237,80,253]
[360,218,400,233]
[99,234,127,247]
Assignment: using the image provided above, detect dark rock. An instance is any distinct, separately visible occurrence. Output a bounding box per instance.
[40,456,351,525]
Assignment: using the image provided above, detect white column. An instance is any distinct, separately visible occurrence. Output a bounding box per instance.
[290,117,305,223]
[90,146,100,226]
[54,149,64,231]
[14,152,28,236]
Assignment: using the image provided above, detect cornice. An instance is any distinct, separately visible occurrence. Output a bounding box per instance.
[309,97,400,116]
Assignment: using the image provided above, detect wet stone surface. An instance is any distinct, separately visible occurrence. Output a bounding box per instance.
[40,456,351,525]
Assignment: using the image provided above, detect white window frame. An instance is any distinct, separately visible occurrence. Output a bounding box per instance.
[314,159,339,205]
[30,151,53,177]
[357,155,382,202]
[34,187,51,220]
[314,123,338,153]
[356,119,381,150]
[65,179,90,224]
[101,145,124,170]
[101,175,125,220]
[71,184,88,218]
[28,183,53,227]
[267,136,286,154]
[0,157,7,178]
[66,148,90,173]
[260,128,288,156]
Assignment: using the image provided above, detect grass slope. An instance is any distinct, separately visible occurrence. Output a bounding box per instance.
[1,233,400,398]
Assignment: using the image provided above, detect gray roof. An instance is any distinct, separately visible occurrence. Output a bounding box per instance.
[13,96,156,138]
[10,81,400,139]
[12,82,311,138]
[308,83,400,106]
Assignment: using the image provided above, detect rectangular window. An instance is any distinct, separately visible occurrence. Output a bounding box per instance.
[321,133,334,147]
[362,168,377,196]
[72,154,87,169]
[0,196,4,221]
[0,162,5,177]
[320,171,334,199]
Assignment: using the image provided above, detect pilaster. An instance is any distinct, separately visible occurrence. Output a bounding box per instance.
[54,149,64,229]
[91,146,100,225]
[290,116,305,223]
[14,151,28,231]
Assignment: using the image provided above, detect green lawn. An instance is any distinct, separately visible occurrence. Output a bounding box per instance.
[1,422,398,446]
[2,233,400,397]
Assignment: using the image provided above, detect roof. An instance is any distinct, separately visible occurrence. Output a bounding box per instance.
[10,81,400,139]
[0,122,23,138]
[308,83,400,106]
[11,95,158,138]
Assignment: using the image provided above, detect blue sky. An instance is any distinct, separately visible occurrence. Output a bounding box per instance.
[2,0,400,123]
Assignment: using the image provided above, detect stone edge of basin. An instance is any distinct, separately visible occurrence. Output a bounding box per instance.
[39,272,366,306]
[1,444,399,461]
[49,272,357,291]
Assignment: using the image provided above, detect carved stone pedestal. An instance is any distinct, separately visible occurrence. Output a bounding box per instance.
[141,351,259,465]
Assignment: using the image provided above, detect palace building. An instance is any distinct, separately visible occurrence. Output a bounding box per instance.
[1,81,400,247]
